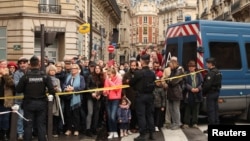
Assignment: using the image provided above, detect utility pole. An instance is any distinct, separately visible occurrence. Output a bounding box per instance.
[89,0,93,59]
[41,24,45,71]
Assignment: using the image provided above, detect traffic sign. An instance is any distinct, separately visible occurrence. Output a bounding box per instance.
[108,45,115,53]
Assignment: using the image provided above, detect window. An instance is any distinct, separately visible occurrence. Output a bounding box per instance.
[182,41,197,70]
[178,10,183,17]
[209,42,241,69]
[143,27,147,34]
[143,37,147,44]
[0,27,6,59]
[144,16,147,23]
[40,0,57,5]
[166,43,178,58]
[245,43,250,69]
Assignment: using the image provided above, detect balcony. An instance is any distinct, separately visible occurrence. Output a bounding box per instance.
[214,11,232,21]
[231,0,250,16]
[100,0,121,23]
[38,4,61,14]
[231,0,241,14]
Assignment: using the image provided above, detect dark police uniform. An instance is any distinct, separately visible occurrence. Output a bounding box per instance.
[129,54,156,141]
[16,55,56,141]
[202,58,222,125]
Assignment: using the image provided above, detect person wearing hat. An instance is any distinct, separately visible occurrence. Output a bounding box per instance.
[129,54,156,141]
[166,59,184,130]
[0,59,15,141]
[16,55,56,141]
[7,61,18,75]
[202,57,222,134]
[63,55,73,75]
[13,56,29,140]
[182,60,203,129]
[153,71,165,132]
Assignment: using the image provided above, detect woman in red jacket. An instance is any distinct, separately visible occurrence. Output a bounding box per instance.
[103,68,122,139]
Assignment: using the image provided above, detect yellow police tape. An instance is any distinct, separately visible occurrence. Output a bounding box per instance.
[155,69,206,82]
[0,69,206,100]
[0,85,130,100]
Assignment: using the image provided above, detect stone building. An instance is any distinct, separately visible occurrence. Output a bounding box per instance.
[158,0,197,51]
[116,0,133,64]
[0,0,120,62]
[198,0,250,22]
[130,0,159,57]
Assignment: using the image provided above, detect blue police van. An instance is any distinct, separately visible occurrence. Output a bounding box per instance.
[163,20,250,121]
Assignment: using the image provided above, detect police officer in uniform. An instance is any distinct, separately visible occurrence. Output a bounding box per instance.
[129,54,156,141]
[16,55,56,141]
[202,57,222,133]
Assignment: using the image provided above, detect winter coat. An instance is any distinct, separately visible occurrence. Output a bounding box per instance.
[184,72,203,103]
[0,74,15,107]
[153,86,166,108]
[117,105,131,123]
[103,75,122,100]
[122,69,137,109]
[167,66,184,101]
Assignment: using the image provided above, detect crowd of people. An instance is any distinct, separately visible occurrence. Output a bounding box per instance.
[0,47,222,141]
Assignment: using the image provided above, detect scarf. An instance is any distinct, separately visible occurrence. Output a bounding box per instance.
[65,74,81,110]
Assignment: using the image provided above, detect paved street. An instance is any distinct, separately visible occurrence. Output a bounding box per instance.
[31,124,207,141]
[29,116,250,141]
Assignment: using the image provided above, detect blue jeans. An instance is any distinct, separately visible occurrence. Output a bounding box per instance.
[0,105,11,130]
[17,108,24,135]
[106,99,119,132]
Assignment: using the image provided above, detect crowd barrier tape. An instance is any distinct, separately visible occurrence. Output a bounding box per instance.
[0,105,30,121]
[155,69,206,82]
[0,69,206,100]
[0,84,130,100]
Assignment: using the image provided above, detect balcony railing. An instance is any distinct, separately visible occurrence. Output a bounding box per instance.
[38,4,61,14]
[231,0,241,14]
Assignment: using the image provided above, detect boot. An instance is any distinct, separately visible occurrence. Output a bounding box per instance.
[0,130,3,141]
[134,134,146,141]
[3,130,9,141]
[85,129,93,137]
[149,132,155,140]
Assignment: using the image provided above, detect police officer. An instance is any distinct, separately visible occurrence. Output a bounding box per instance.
[202,57,222,133]
[129,54,156,141]
[16,55,56,141]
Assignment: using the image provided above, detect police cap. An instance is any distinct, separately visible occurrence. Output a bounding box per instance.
[140,54,150,61]
[205,57,216,65]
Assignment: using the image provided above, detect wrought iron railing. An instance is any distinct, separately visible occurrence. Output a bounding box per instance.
[38,4,61,14]
[109,0,121,19]
[231,0,241,14]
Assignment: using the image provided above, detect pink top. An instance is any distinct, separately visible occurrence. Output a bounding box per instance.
[103,74,122,100]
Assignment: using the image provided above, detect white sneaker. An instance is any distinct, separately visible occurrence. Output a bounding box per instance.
[155,126,160,132]
[107,132,114,139]
[113,132,119,138]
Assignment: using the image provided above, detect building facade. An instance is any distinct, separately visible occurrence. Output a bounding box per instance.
[130,0,159,56]
[116,0,133,64]
[158,0,197,50]
[197,0,250,22]
[0,0,120,62]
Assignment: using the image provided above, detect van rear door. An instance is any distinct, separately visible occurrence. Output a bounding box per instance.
[203,33,247,114]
